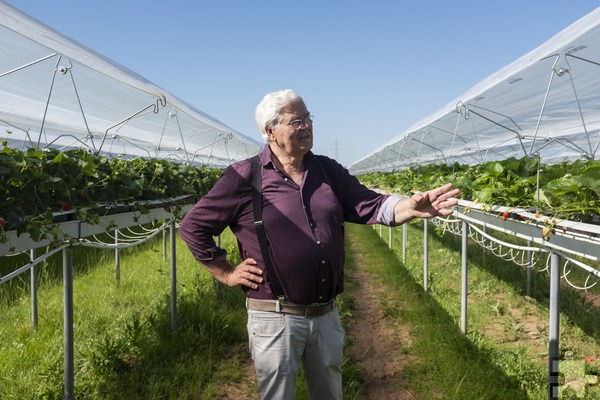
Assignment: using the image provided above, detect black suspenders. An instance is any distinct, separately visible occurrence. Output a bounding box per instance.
[250,155,286,298]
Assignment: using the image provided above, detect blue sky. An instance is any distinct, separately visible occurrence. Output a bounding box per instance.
[6,1,599,166]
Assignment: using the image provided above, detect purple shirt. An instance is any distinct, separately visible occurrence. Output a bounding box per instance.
[179,146,393,305]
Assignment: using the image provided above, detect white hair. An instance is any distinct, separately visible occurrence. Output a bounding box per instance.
[255,89,304,141]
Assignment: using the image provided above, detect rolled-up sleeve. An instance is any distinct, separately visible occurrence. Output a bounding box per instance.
[377,195,406,226]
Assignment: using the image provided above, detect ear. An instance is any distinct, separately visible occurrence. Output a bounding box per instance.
[266,127,275,141]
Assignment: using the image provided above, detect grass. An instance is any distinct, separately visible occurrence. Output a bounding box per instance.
[0,222,598,399]
[346,223,540,399]
[0,228,364,400]
[0,229,250,399]
[362,220,600,399]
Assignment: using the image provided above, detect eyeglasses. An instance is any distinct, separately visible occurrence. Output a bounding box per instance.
[286,115,314,130]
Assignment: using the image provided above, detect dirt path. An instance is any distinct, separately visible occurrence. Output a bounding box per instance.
[217,241,416,399]
[343,243,417,400]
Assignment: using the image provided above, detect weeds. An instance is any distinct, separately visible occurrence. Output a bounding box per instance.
[1,222,598,399]
[370,221,599,399]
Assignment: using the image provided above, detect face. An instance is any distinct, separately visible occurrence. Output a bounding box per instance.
[267,100,313,158]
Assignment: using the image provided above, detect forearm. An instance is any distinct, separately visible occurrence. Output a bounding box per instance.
[201,259,235,285]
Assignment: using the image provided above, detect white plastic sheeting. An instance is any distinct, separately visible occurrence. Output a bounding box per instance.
[0,2,262,167]
[350,7,600,174]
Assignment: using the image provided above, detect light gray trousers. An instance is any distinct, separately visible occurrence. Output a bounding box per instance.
[247,306,344,400]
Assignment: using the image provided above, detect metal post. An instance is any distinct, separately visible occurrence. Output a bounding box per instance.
[63,247,74,400]
[482,224,487,264]
[402,224,407,263]
[388,226,393,250]
[163,227,167,262]
[30,249,38,329]
[548,252,560,399]
[461,220,468,335]
[170,220,177,332]
[379,224,382,237]
[115,229,120,285]
[527,240,533,297]
[423,219,429,292]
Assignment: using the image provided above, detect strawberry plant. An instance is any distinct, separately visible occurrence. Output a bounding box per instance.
[358,156,600,223]
[0,136,222,246]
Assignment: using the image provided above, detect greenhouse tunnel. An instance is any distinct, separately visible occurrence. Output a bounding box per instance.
[0,2,262,167]
[348,7,600,175]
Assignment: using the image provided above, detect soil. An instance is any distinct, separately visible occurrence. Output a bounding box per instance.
[217,248,416,399]
[343,264,417,399]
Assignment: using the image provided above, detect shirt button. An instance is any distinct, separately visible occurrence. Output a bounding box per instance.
[321,260,326,264]
[319,296,323,300]
[322,278,325,282]
[316,240,321,245]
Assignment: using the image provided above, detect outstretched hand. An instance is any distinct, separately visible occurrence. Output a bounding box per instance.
[394,183,460,225]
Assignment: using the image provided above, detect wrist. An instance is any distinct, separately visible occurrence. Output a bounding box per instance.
[393,197,415,225]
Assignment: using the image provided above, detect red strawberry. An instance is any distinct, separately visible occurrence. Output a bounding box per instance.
[502,211,509,221]
[62,203,73,212]
[0,217,5,230]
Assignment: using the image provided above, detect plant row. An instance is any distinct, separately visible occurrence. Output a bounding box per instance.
[358,156,600,222]
[0,136,222,244]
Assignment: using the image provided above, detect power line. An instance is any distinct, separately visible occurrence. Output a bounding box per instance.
[330,138,343,160]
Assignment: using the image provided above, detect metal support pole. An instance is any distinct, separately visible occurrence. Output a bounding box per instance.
[30,248,38,329]
[63,247,74,400]
[115,229,120,285]
[379,224,382,237]
[548,252,560,399]
[461,220,468,335]
[423,219,429,292]
[388,226,393,250]
[170,220,177,332]
[482,224,487,264]
[527,240,533,297]
[402,224,407,263]
[163,228,167,262]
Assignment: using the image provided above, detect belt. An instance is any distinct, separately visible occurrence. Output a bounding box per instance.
[246,298,335,318]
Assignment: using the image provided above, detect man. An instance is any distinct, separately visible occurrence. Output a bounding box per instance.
[179,89,459,399]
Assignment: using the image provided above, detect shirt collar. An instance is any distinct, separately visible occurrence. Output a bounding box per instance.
[260,145,314,169]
